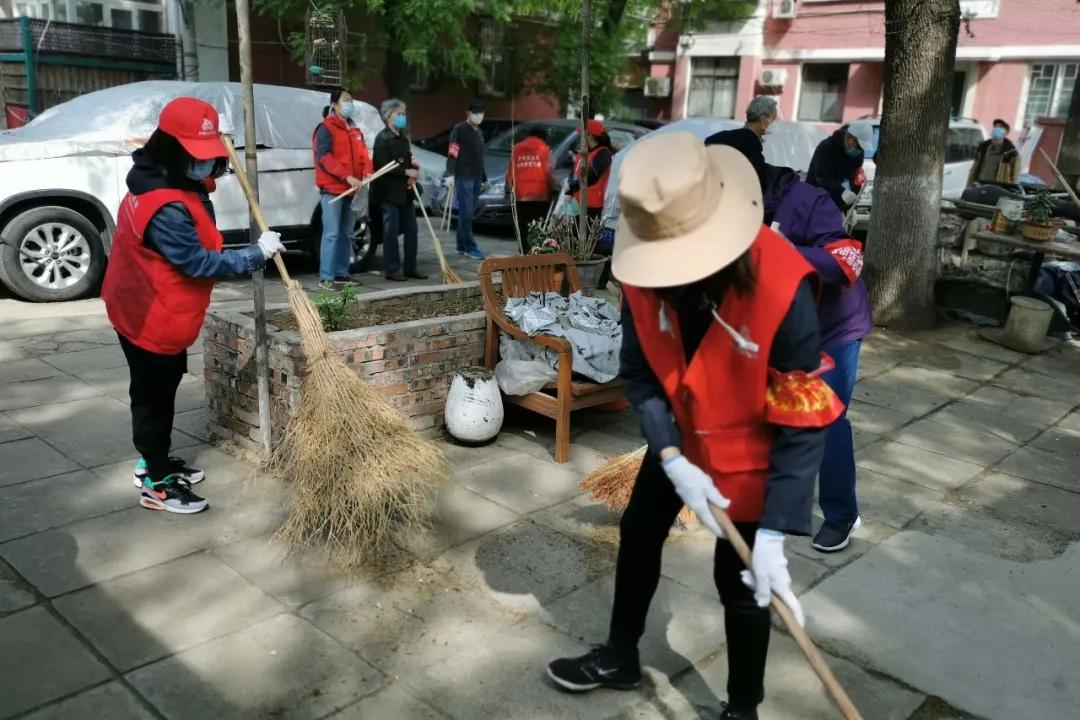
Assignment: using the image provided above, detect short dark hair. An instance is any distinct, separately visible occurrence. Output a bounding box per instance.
[329,87,350,106]
[143,128,227,187]
[993,118,1010,132]
[528,125,548,141]
[468,99,485,113]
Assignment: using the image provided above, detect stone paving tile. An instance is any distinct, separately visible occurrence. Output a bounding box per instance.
[891,418,1020,467]
[71,364,131,401]
[0,375,102,412]
[0,469,132,543]
[801,531,1080,720]
[411,618,643,720]
[541,574,728,678]
[0,561,36,615]
[992,366,1080,405]
[847,400,915,436]
[438,437,508,471]
[927,387,1069,445]
[55,552,283,671]
[934,332,1025,365]
[528,493,624,554]
[0,412,32,444]
[856,441,985,492]
[41,345,127,376]
[495,426,644,478]
[0,340,30,361]
[1022,351,1080,382]
[1028,426,1080,458]
[953,470,1080,539]
[851,469,946,530]
[8,397,194,468]
[302,563,521,677]
[895,343,1010,382]
[0,437,80,487]
[992,446,1078,494]
[127,614,382,720]
[1055,409,1080,434]
[0,606,110,717]
[0,316,87,341]
[20,681,157,720]
[212,535,356,611]
[673,631,925,720]
[174,381,209,412]
[11,328,119,357]
[0,358,64,383]
[853,368,973,418]
[172,407,212,443]
[404,481,520,560]
[433,520,614,616]
[852,428,881,450]
[456,452,584,514]
[186,352,203,375]
[328,685,449,719]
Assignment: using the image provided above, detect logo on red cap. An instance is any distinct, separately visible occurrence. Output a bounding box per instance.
[200,118,215,136]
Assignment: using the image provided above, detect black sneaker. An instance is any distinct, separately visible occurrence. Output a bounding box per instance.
[720,701,759,720]
[812,516,862,553]
[547,644,641,693]
[133,457,205,488]
[139,475,209,514]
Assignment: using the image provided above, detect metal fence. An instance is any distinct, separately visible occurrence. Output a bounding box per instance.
[0,18,175,66]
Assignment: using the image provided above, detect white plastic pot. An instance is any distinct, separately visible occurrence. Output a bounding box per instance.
[445,367,504,443]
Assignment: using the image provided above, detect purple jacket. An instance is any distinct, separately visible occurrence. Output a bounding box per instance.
[764,168,872,350]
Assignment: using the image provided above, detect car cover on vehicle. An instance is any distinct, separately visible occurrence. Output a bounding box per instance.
[0,81,386,162]
[597,118,831,224]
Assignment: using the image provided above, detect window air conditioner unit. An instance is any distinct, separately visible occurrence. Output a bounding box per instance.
[644,76,672,98]
[773,0,798,20]
[758,68,788,87]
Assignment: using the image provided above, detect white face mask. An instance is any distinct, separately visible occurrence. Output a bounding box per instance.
[339,100,354,117]
[469,112,484,126]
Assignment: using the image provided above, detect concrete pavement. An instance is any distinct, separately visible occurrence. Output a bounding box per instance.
[2,230,1080,719]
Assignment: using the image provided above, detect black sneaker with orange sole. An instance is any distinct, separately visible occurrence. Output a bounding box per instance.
[139,475,209,514]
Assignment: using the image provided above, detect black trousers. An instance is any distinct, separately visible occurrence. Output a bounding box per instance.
[608,452,770,709]
[514,200,551,255]
[117,332,186,483]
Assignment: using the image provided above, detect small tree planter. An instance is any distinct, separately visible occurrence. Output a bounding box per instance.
[202,282,488,458]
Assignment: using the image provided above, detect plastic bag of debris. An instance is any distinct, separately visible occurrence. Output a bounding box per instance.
[495,334,558,396]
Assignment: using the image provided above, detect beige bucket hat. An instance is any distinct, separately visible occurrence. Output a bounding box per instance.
[612,131,763,288]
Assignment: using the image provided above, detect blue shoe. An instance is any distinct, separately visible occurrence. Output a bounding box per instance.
[466,248,486,260]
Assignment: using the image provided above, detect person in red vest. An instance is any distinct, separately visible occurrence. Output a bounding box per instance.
[566,118,613,222]
[313,87,372,290]
[506,125,556,254]
[101,97,284,515]
[547,133,842,720]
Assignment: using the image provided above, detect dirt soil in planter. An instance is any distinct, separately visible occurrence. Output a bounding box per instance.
[267,295,485,333]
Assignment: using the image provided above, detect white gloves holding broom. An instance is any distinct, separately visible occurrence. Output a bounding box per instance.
[662,452,804,627]
[257,230,285,260]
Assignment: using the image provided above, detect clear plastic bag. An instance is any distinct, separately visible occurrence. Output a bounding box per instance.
[495,335,558,396]
[350,186,370,217]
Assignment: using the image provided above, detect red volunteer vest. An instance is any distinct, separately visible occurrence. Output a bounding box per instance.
[102,189,223,355]
[622,227,814,521]
[508,137,552,202]
[573,146,611,209]
[312,115,366,195]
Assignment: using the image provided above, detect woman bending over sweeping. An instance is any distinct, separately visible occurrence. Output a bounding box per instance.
[101,97,284,515]
[546,132,842,719]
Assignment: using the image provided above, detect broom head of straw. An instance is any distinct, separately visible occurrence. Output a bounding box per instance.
[270,278,449,570]
[442,265,462,284]
[581,446,695,526]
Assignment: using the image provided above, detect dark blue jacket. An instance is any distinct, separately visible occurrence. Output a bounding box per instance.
[806,127,864,211]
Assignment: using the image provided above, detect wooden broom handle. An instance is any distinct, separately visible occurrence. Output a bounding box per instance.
[221,135,291,282]
[329,161,400,204]
[1038,147,1080,214]
[709,507,863,720]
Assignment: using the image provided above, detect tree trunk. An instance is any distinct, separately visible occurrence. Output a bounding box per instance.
[864,0,961,329]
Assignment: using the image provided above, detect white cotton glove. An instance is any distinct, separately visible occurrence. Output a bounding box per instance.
[841,189,858,206]
[257,230,285,260]
[662,455,729,538]
[740,529,805,627]
[444,175,455,190]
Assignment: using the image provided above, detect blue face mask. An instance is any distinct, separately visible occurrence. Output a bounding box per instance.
[846,146,863,158]
[186,159,216,181]
[393,114,407,130]
[991,127,1006,140]
[339,100,355,117]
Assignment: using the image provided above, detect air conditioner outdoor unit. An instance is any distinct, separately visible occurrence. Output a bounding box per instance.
[758,68,788,87]
[773,0,798,20]
[644,76,672,98]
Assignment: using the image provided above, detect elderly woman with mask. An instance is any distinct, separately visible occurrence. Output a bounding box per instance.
[372,98,427,282]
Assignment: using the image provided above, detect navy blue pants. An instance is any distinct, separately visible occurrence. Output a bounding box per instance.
[454,178,482,252]
[818,339,862,524]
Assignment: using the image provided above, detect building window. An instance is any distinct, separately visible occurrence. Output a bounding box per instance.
[138,8,160,32]
[478,21,507,98]
[687,57,739,118]
[1024,63,1078,126]
[798,63,848,122]
[110,7,132,28]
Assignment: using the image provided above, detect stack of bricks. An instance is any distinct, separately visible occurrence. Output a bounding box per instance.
[202,283,488,459]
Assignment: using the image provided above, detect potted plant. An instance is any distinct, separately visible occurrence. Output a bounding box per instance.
[527,215,608,292]
[1018,190,1062,243]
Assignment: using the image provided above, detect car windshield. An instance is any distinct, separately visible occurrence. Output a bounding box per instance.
[487,124,577,153]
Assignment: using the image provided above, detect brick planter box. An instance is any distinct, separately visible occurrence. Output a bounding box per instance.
[202,282,488,457]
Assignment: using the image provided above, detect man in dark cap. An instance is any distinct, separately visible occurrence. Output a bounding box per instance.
[445,99,488,260]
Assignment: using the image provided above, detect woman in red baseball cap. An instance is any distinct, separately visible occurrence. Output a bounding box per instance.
[101,96,285,516]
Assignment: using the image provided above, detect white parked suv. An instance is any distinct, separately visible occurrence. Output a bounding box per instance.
[0,81,444,302]
[851,117,986,231]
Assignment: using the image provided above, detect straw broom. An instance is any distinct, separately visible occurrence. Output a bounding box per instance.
[222,136,448,569]
[414,183,462,284]
[581,446,694,525]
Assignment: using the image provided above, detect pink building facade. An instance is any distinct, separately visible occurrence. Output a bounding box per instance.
[644,0,1080,135]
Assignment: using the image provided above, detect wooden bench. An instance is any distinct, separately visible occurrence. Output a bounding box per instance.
[478,253,625,463]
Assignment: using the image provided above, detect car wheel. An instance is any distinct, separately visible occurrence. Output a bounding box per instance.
[0,206,106,302]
